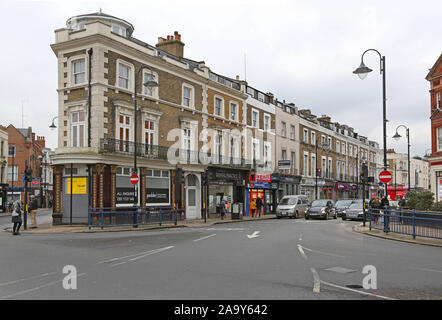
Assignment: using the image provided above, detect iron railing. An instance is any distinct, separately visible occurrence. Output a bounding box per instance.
[88,206,185,229]
[369,208,442,240]
[100,138,263,170]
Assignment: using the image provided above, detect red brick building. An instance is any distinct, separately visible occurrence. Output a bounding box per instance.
[1,125,44,202]
[426,54,442,201]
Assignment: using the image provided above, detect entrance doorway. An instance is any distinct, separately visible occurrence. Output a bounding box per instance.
[185,174,200,219]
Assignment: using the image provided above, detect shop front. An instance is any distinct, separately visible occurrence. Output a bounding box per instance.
[335,182,358,200]
[387,185,408,200]
[300,178,320,201]
[246,172,277,215]
[207,167,247,217]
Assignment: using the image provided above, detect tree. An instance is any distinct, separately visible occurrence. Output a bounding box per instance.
[406,190,434,210]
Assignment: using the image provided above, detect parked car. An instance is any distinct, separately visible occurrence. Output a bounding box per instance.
[334,199,355,217]
[342,200,367,221]
[276,195,309,219]
[305,199,336,220]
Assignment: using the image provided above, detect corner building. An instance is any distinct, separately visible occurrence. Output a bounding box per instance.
[51,12,255,223]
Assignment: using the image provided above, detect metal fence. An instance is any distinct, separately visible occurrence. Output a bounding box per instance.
[88,206,185,229]
[369,208,442,240]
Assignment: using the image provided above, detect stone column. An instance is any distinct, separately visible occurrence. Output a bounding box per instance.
[96,164,106,209]
[52,165,64,224]
[140,167,146,208]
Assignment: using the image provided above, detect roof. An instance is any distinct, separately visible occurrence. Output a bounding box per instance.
[66,11,135,32]
[425,53,442,81]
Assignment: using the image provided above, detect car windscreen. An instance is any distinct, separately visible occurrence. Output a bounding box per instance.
[279,198,297,205]
[349,202,363,209]
[335,200,353,207]
[311,200,328,207]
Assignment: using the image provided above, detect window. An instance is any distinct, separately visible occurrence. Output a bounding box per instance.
[264,114,271,132]
[71,111,85,147]
[7,166,18,181]
[118,63,130,89]
[311,155,316,177]
[328,137,332,149]
[252,110,259,128]
[118,113,132,152]
[144,120,155,145]
[8,145,15,157]
[336,141,340,153]
[72,59,85,84]
[328,158,333,179]
[230,137,236,158]
[311,131,316,145]
[282,149,287,160]
[342,142,345,155]
[437,92,441,108]
[111,24,127,37]
[252,138,260,160]
[281,121,286,137]
[146,169,170,205]
[290,125,295,140]
[303,153,309,176]
[214,97,224,116]
[321,135,326,146]
[303,129,308,143]
[182,85,194,108]
[230,102,238,121]
[438,127,442,150]
[291,152,296,173]
[264,142,271,164]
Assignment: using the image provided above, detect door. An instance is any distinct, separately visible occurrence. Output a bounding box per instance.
[185,174,200,219]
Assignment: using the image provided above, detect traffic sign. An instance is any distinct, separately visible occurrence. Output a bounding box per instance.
[379,171,392,183]
[130,174,139,185]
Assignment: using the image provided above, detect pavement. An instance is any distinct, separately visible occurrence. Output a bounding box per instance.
[354,223,442,247]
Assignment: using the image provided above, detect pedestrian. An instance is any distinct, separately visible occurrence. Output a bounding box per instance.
[255,196,263,218]
[29,195,38,228]
[220,199,226,220]
[11,200,22,235]
[8,200,13,213]
[380,195,390,229]
[398,197,406,208]
[369,195,381,223]
[250,198,257,217]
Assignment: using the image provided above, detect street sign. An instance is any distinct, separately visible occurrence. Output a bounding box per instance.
[31,178,41,186]
[278,160,291,170]
[130,174,139,185]
[379,171,392,183]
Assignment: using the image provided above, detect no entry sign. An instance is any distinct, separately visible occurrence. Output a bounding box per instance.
[379,171,392,183]
[130,174,139,185]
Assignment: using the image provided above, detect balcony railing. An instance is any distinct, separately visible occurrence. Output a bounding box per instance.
[100,138,256,170]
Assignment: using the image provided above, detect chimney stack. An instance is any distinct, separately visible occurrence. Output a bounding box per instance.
[156,31,185,58]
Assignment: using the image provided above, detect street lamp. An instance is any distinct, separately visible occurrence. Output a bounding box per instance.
[49,116,58,130]
[353,49,388,197]
[393,125,410,194]
[133,65,158,221]
[315,139,330,200]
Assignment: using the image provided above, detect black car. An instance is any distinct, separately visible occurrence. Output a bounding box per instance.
[305,199,336,220]
[334,199,355,217]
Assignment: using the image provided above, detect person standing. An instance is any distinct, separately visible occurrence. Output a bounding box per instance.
[255,196,263,218]
[29,195,38,228]
[250,198,257,217]
[11,200,22,235]
[220,199,226,220]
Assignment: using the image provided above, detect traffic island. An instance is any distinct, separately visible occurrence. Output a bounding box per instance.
[354,224,442,247]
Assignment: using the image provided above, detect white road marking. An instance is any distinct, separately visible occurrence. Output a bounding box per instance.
[311,268,321,293]
[300,246,345,258]
[247,231,260,239]
[297,244,308,260]
[0,272,57,287]
[128,246,174,262]
[97,246,174,264]
[299,234,303,241]
[110,262,127,267]
[320,280,396,300]
[193,234,216,242]
[0,273,86,299]
[410,267,442,274]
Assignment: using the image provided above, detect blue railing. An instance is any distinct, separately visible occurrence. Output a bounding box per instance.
[369,208,442,240]
[88,206,184,229]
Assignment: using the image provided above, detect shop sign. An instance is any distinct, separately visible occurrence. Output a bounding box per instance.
[335,183,349,191]
[351,184,358,191]
[248,181,270,189]
[210,168,245,183]
[146,188,169,204]
[250,172,271,182]
[278,160,291,170]
[116,188,137,204]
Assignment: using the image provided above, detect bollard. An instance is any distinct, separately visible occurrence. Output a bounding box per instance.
[159,208,162,226]
[100,207,104,230]
[88,207,91,230]
[412,209,416,239]
[174,209,177,226]
[369,209,372,231]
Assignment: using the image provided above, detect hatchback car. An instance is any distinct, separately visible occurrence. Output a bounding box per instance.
[334,199,355,217]
[342,200,368,221]
[305,199,336,220]
[276,195,309,219]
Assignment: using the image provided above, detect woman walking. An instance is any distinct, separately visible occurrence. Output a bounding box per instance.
[11,200,22,235]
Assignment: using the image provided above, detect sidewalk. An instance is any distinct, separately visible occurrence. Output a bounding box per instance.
[354,224,442,247]
[5,214,276,234]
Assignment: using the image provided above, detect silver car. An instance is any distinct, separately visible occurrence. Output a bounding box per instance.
[276,195,309,219]
[342,201,367,221]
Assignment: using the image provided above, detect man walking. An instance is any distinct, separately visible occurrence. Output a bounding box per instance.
[11,200,22,235]
[255,196,263,218]
[29,195,38,228]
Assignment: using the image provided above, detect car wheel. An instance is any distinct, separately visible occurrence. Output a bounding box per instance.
[277,216,281,219]
[342,216,346,221]
[295,211,299,219]
[305,215,309,220]
[334,213,337,219]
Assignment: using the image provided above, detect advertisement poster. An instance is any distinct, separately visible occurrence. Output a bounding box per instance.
[146,188,169,204]
[116,187,137,204]
[66,177,87,194]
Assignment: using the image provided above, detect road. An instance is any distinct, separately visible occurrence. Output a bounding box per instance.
[0,217,441,300]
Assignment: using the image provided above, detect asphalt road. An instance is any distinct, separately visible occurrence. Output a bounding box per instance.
[0,216,441,300]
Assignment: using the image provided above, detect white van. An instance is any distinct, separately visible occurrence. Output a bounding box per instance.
[276,195,309,219]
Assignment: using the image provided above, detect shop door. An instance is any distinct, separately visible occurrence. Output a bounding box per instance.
[249,189,265,216]
[185,174,200,219]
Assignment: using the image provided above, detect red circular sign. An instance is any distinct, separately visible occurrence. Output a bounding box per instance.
[379,170,392,183]
[130,174,139,185]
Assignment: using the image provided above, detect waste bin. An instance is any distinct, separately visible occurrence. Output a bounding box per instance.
[231,202,243,220]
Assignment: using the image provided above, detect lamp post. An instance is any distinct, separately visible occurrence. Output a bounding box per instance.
[133,65,158,218]
[392,125,410,194]
[356,150,367,199]
[353,49,388,197]
[315,138,329,200]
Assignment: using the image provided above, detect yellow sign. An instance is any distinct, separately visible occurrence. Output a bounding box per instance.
[67,178,87,194]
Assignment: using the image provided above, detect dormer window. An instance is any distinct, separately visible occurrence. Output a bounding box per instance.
[111,23,127,37]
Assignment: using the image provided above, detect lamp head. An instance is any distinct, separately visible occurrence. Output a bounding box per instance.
[353,61,373,80]
[49,121,57,130]
[392,132,401,141]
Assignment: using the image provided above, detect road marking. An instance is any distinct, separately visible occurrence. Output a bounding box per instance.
[320,280,396,300]
[97,246,174,264]
[0,272,57,287]
[410,267,442,274]
[300,246,345,258]
[193,234,216,242]
[128,246,174,262]
[0,273,86,299]
[110,262,127,267]
[311,268,321,293]
[297,245,308,260]
[299,234,303,241]
[247,231,260,239]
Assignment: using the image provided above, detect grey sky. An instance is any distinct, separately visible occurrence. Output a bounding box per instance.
[1,0,440,158]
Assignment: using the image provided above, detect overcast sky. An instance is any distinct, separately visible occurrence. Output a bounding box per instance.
[1,0,441,158]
